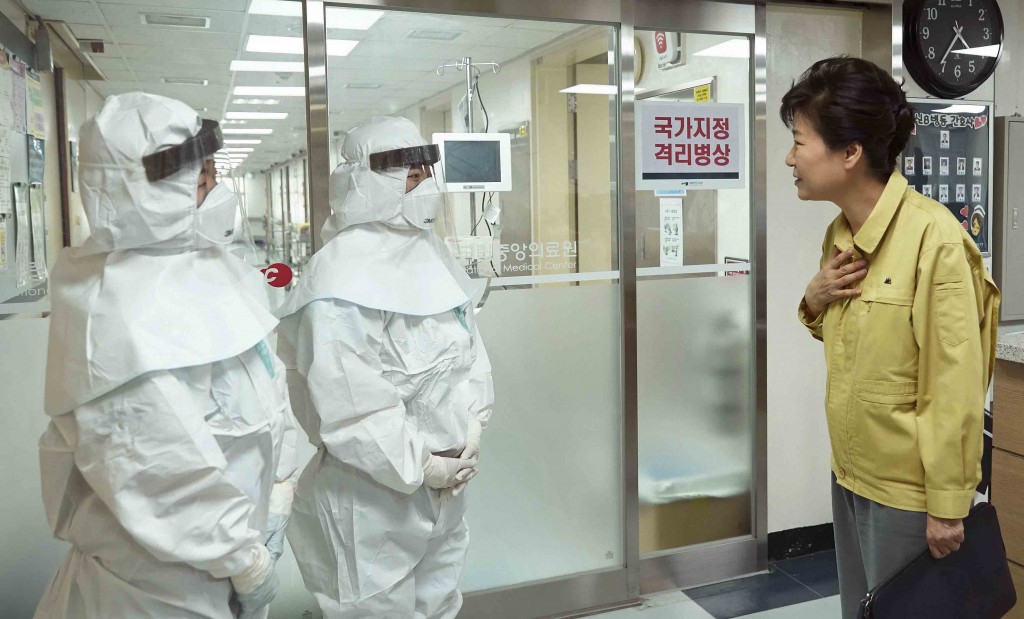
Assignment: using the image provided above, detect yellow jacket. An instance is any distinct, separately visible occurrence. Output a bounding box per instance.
[799,172,999,519]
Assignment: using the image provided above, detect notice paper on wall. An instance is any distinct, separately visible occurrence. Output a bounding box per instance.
[0,216,8,271]
[0,156,10,215]
[13,182,30,287]
[0,51,13,130]
[637,100,745,190]
[10,57,26,134]
[659,197,683,267]
[29,183,47,275]
[26,70,45,139]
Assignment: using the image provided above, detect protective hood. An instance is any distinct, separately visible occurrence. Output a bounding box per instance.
[278,116,484,322]
[321,116,432,241]
[76,92,217,255]
[45,93,278,415]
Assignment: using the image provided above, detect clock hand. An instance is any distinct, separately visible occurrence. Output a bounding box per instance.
[952,26,972,52]
[939,27,961,67]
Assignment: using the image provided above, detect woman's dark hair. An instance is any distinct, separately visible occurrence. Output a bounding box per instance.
[780,57,915,181]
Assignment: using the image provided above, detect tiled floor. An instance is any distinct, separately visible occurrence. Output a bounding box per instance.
[594,550,841,619]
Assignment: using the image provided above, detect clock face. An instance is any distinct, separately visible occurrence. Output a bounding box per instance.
[904,0,1003,98]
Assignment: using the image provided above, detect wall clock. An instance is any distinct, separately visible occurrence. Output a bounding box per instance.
[903,0,1003,98]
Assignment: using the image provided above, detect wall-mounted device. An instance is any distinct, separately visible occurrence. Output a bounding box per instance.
[432,132,512,193]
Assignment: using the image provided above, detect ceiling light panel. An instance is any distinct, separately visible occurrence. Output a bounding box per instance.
[250,1,383,30]
[230,60,304,72]
[246,35,358,56]
[233,86,304,97]
[224,139,263,144]
[226,112,289,120]
[223,128,274,134]
[232,98,282,105]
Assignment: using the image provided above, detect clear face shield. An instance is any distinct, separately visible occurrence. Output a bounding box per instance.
[210,162,261,265]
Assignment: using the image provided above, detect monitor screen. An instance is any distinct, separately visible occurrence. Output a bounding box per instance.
[443,140,502,183]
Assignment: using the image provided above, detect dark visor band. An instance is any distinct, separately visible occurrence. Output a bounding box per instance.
[142,119,224,182]
[368,144,440,172]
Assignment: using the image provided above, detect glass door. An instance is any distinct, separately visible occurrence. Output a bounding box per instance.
[631,23,764,591]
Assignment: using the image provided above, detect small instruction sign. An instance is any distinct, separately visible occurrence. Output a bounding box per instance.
[694,84,711,103]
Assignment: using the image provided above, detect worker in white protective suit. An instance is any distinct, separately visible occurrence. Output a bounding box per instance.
[34,92,299,619]
[276,116,494,619]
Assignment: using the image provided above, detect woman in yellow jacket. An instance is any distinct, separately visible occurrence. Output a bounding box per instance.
[782,57,1000,619]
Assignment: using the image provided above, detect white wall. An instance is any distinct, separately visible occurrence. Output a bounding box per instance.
[765,4,865,533]
[995,0,1024,117]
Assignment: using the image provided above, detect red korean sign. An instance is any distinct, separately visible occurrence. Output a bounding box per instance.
[636,101,745,190]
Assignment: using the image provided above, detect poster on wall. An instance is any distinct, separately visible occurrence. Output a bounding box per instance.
[28,183,47,277]
[636,100,745,190]
[28,137,44,183]
[899,99,992,254]
[26,70,45,139]
[10,57,26,134]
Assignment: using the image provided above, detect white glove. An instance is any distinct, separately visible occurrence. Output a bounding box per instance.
[231,545,279,617]
[423,454,477,490]
[452,417,484,497]
[265,481,295,563]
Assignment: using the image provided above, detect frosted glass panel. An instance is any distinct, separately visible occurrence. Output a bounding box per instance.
[637,275,753,554]
[462,284,623,591]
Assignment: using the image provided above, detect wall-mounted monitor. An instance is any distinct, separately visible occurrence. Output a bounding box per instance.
[432,132,512,192]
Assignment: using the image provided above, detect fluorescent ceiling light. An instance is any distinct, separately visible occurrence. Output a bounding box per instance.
[559,84,617,95]
[225,147,255,153]
[232,98,282,105]
[234,86,304,97]
[932,105,988,114]
[224,139,262,144]
[694,39,749,58]
[230,60,304,72]
[226,111,288,119]
[246,35,358,56]
[222,119,247,125]
[249,1,383,30]
[346,83,381,89]
[222,128,273,134]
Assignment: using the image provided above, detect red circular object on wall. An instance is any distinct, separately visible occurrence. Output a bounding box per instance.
[261,263,293,288]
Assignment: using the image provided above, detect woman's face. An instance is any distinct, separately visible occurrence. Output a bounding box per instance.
[196,159,218,207]
[785,113,851,202]
[405,165,432,194]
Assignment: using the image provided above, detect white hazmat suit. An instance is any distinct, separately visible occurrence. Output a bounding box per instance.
[35,92,298,619]
[276,116,494,619]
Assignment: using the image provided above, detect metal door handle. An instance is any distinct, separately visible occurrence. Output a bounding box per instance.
[1014,207,1019,230]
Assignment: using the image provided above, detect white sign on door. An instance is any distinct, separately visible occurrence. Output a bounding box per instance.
[636,100,745,190]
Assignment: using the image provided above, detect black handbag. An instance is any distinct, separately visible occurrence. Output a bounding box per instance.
[858,502,1017,618]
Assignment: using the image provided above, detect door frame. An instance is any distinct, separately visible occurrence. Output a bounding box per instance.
[301,1,768,616]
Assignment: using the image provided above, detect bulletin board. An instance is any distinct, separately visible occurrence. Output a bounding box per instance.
[0,43,48,312]
[899,98,993,255]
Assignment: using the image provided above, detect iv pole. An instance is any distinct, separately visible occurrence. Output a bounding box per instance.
[436,57,500,227]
